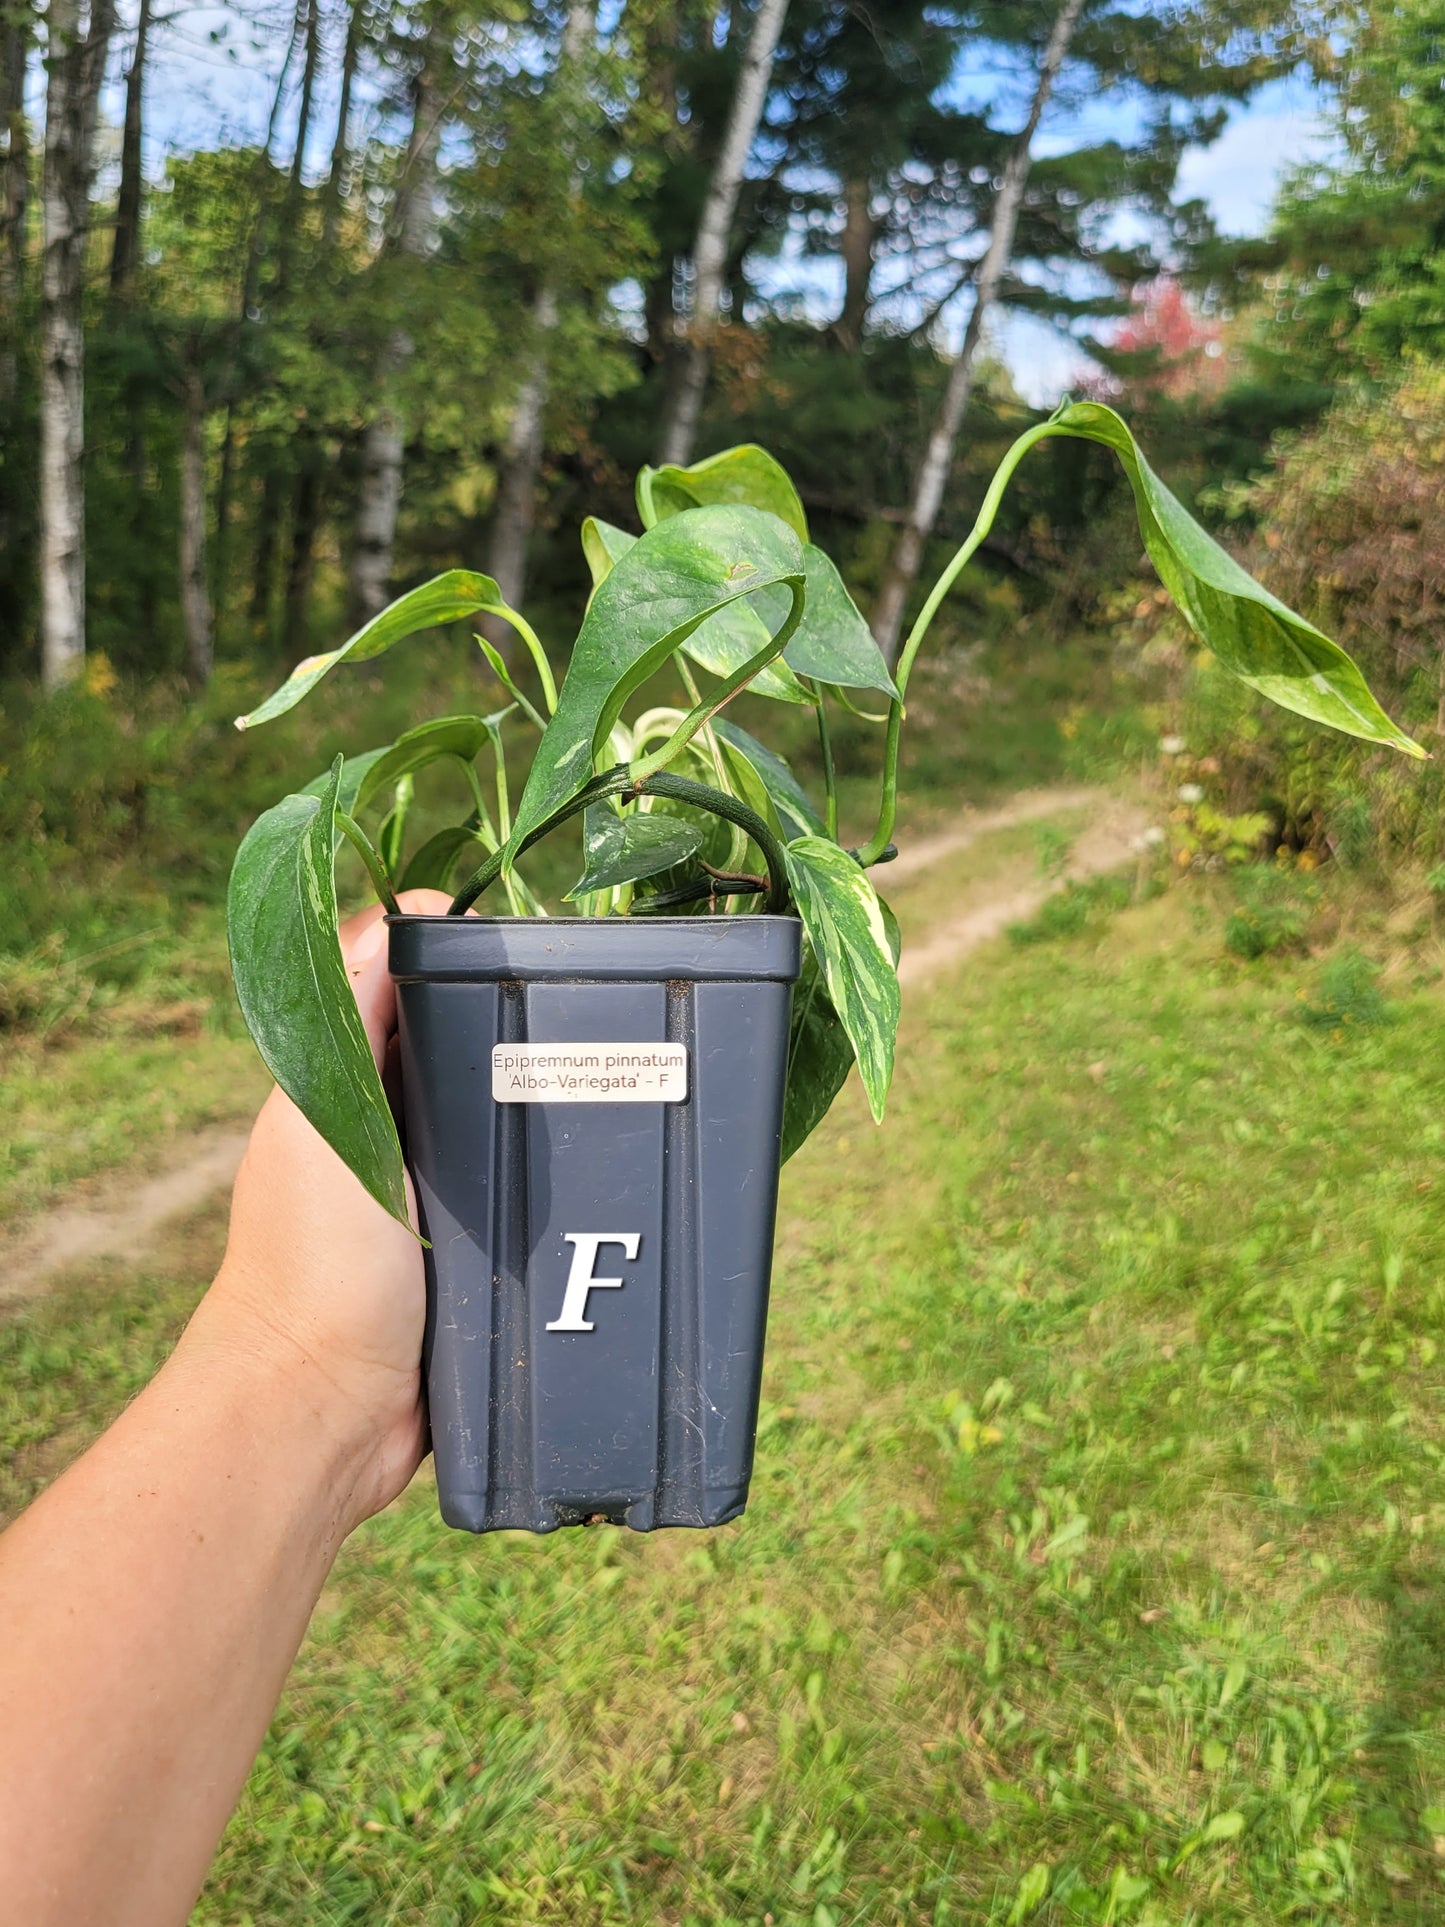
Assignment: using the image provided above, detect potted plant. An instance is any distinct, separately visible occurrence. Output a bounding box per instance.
[228,402,1420,1535]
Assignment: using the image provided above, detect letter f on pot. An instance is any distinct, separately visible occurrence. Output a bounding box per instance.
[546,1233,642,1332]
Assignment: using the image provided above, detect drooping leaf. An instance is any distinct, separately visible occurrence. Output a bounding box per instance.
[714,720,827,840]
[353,714,500,814]
[781,944,855,1162]
[398,823,488,892]
[235,571,518,729]
[226,757,409,1225]
[507,504,806,856]
[638,444,809,541]
[585,513,808,703]
[565,803,705,898]
[1048,401,1423,757]
[783,837,900,1124]
[779,893,901,1161]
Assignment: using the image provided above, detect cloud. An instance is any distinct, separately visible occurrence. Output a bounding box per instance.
[1176,81,1339,240]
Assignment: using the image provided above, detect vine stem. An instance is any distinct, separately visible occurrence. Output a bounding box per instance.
[815,691,838,840]
[628,579,806,784]
[856,418,1060,867]
[447,768,791,917]
[336,811,401,916]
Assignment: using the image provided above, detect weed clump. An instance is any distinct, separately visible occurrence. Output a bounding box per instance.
[1299,949,1392,1030]
[1225,864,1318,960]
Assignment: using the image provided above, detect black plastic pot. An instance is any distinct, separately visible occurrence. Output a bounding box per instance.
[389,914,802,1535]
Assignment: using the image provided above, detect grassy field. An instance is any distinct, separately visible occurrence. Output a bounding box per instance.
[8,813,1445,1923]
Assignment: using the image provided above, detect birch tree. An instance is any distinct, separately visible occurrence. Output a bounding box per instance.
[483,0,594,620]
[655,0,789,467]
[1,0,31,391]
[868,0,1087,661]
[348,22,441,625]
[40,0,114,691]
[109,0,150,302]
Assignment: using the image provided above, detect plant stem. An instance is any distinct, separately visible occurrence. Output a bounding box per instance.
[476,634,547,729]
[336,811,401,916]
[856,419,1059,867]
[628,581,806,784]
[815,692,838,840]
[496,603,558,715]
[448,768,791,916]
[675,651,746,870]
[455,756,500,847]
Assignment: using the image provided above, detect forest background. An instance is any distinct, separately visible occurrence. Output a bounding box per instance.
[5,0,1445,913]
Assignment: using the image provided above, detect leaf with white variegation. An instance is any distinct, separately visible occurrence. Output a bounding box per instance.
[714,720,826,839]
[507,505,806,857]
[582,513,810,704]
[781,898,900,1160]
[235,571,520,730]
[226,757,410,1226]
[783,836,900,1124]
[565,804,705,898]
[1048,401,1422,757]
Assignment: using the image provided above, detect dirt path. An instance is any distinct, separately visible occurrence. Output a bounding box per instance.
[4,785,1150,1301]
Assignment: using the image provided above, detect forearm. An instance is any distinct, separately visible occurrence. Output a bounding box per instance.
[0,1288,373,1927]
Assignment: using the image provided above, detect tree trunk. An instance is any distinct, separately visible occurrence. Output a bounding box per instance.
[1,0,30,375]
[250,461,283,641]
[482,0,594,625]
[272,0,319,297]
[484,283,557,621]
[40,0,114,692]
[109,0,150,302]
[283,446,321,652]
[347,30,439,626]
[179,358,212,685]
[656,0,790,467]
[869,0,1087,663]
[833,176,874,352]
[322,0,364,247]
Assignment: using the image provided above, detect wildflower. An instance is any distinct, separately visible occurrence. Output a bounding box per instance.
[1178,782,1204,804]
[1160,734,1185,755]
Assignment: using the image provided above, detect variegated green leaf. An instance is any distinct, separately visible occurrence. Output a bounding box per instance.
[1049,401,1422,757]
[582,513,809,704]
[783,836,900,1123]
[507,504,805,856]
[565,803,704,898]
[226,757,409,1226]
[714,720,826,839]
[235,570,518,730]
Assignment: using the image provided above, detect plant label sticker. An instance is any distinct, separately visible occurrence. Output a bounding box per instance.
[491,1043,688,1104]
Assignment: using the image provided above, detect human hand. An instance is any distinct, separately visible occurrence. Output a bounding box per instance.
[185,888,451,1532]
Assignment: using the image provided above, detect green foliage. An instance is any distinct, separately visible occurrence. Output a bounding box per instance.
[1223,864,1316,960]
[1008,872,1134,945]
[227,759,408,1223]
[1299,949,1393,1033]
[225,423,1411,1210]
